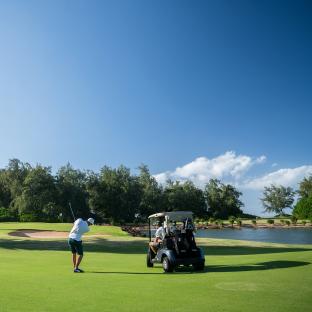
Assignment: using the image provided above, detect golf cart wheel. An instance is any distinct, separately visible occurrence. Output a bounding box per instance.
[146,249,154,267]
[193,263,205,271]
[162,256,174,273]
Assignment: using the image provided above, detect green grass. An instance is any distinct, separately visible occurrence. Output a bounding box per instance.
[0,222,311,312]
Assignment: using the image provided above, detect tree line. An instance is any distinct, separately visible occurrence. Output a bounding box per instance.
[1,159,311,223]
[0,159,244,223]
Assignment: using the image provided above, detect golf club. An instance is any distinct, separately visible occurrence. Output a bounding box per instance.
[69,202,76,221]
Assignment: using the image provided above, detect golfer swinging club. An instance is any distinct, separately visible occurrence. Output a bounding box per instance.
[68,217,95,273]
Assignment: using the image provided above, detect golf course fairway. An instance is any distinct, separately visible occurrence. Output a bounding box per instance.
[0,223,311,312]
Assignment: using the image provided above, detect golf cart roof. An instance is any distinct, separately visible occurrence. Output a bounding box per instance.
[148,211,193,221]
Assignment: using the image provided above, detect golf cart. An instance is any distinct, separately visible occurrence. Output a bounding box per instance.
[146,211,205,272]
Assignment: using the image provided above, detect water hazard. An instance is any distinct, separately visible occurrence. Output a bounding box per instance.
[196,227,312,244]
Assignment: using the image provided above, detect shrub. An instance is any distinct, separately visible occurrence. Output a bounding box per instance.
[291,215,298,225]
[209,217,215,224]
[302,220,307,226]
[19,213,40,222]
[293,197,312,219]
[251,219,257,226]
[280,219,285,224]
[267,219,274,225]
[285,220,291,226]
[228,216,235,227]
[0,207,16,222]
[236,219,242,227]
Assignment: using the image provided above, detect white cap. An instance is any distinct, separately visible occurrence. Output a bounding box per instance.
[87,218,95,225]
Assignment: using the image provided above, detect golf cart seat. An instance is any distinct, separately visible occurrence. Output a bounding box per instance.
[162,236,175,250]
[173,230,198,256]
[186,229,198,249]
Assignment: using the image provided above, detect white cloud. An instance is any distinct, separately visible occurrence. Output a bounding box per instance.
[256,155,267,164]
[243,166,312,190]
[154,151,266,186]
[153,152,312,216]
[153,172,170,184]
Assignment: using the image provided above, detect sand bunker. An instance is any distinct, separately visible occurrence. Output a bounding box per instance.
[9,230,68,238]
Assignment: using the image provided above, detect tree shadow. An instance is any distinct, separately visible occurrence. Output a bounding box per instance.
[88,271,164,275]
[88,270,201,275]
[205,260,310,273]
[201,246,311,255]
[0,238,310,255]
[85,260,310,275]
[0,237,146,254]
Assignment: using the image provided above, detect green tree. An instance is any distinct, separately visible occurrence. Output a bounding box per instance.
[87,165,141,223]
[261,185,295,215]
[56,163,89,221]
[86,171,102,220]
[0,170,11,208]
[1,159,31,213]
[293,196,312,219]
[204,179,222,217]
[14,165,59,221]
[298,175,312,199]
[4,159,31,198]
[204,179,243,219]
[137,164,162,218]
[163,180,206,217]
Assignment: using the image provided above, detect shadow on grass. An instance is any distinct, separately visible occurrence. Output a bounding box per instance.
[86,260,310,275]
[205,260,310,273]
[0,238,311,255]
[202,246,311,255]
[89,270,201,275]
[89,271,164,275]
[0,238,146,254]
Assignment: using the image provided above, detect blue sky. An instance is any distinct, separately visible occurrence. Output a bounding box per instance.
[0,0,311,215]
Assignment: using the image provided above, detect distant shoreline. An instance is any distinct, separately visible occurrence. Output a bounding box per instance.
[195,224,312,230]
[121,223,312,237]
